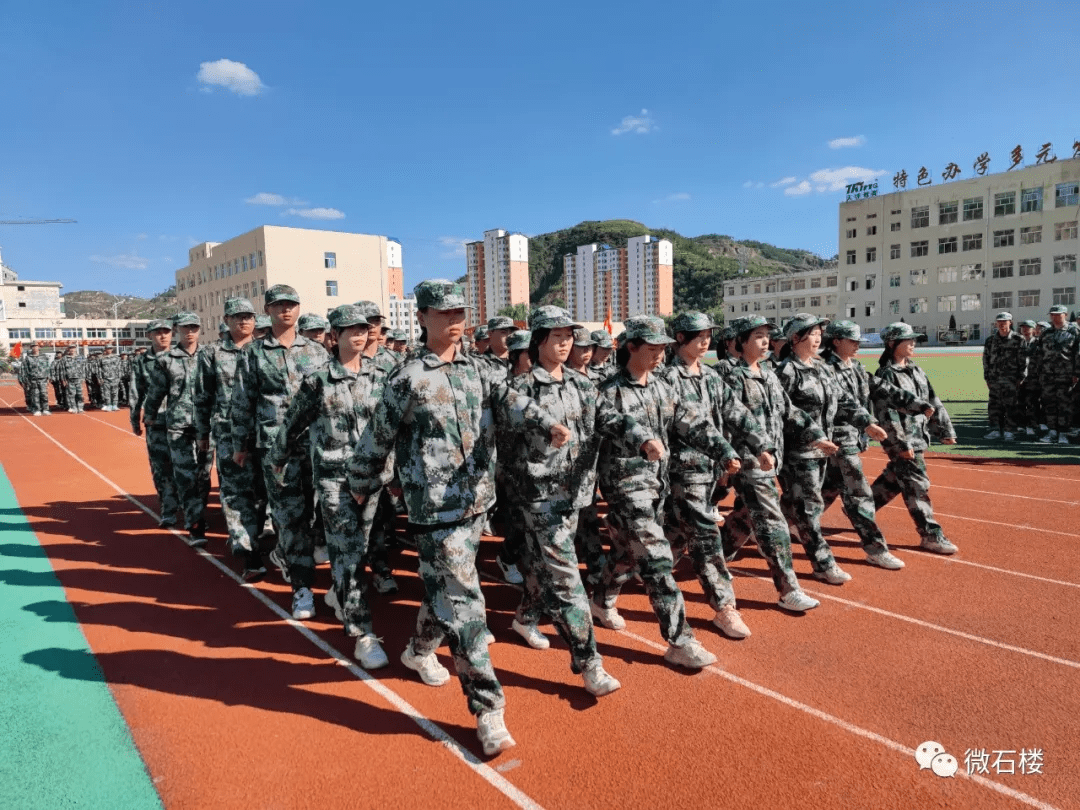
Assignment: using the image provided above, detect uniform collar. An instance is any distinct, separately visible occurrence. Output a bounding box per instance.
[327,356,363,380]
[529,365,566,385]
[261,333,313,349]
[419,345,470,369]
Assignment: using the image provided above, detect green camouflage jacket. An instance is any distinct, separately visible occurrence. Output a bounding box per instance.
[58,354,87,382]
[268,356,390,480]
[18,354,50,382]
[194,336,250,438]
[873,361,955,454]
[130,350,168,429]
[659,355,773,483]
[595,367,739,504]
[230,334,330,451]
[723,360,825,478]
[1035,324,1080,379]
[505,365,651,510]
[370,345,399,375]
[143,346,203,431]
[776,356,873,459]
[982,330,1027,382]
[823,352,928,453]
[348,346,558,525]
[99,354,123,382]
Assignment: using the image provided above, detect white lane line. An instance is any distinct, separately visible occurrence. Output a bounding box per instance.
[0,396,546,810]
[879,503,1080,539]
[616,628,1060,810]
[85,414,143,439]
[868,457,1080,483]
[931,484,1080,506]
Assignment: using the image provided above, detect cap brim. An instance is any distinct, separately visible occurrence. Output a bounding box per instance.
[641,335,675,345]
[267,296,301,304]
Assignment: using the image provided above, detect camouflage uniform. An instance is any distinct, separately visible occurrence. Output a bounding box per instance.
[50,355,67,411]
[99,352,124,409]
[59,352,88,412]
[231,322,330,589]
[270,345,389,639]
[18,349,51,414]
[348,283,558,716]
[143,325,212,531]
[982,317,1027,433]
[1035,314,1080,435]
[118,353,132,407]
[130,334,181,524]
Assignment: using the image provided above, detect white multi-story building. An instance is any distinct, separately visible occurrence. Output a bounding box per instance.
[465,229,529,327]
[563,235,673,322]
[724,157,1080,344]
[174,225,400,327]
[387,294,421,343]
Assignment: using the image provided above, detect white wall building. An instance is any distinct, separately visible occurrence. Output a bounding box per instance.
[563,235,673,322]
[465,229,529,327]
[387,294,421,342]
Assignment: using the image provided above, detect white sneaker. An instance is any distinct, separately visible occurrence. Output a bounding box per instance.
[712,604,751,639]
[41,410,51,416]
[663,638,717,669]
[866,551,905,570]
[709,505,722,523]
[582,661,621,696]
[1025,427,1036,437]
[477,709,516,757]
[1040,424,1049,432]
[354,635,389,670]
[983,429,1001,440]
[268,547,291,583]
[313,546,330,565]
[1040,431,1057,443]
[778,589,820,612]
[324,588,344,621]
[511,619,550,649]
[484,631,496,645]
[920,536,959,555]
[496,556,523,585]
[400,646,450,686]
[813,564,852,585]
[1003,431,1015,441]
[1060,434,1071,445]
[590,601,626,630]
[31,411,42,417]
[291,587,315,620]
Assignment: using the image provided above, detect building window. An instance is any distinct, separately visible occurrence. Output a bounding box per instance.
[962,197,984,221]
[867,213,877,219]
[86,328,107,338]
[911,206,929,228]
[793,297,806,309]
[780,280,792,292]
[938,267,958,283]
[939,201,958,225]
[1053,287,1076,306]
[324,252,337,269]
[1018,289,1040,307]
[1056,182,1079,208]
[889,273,901,287]
[992,260,1014,279]
[846,250,857,265]
[994,191,1016,216]
[61,328,83,339]
[753,283,762,294]
[910,268,928,285]
[740,303,749,312]
[18,302,25,308]
[890,221,901,232]
[810,296,821,308]
[887,244,900,260]
[937,295,957,312]
[780,298,792,310]
[793,280,806,290]
[846,228,857,239]
[809,277,821,289]
[910,297,928,313]
[1021,187,1043,213]
[865,247,876,263]
[888,299,900,314]
[9,328,31,339]
[1055,221,1078,241]
[1019,257,1041,276]
[753,301,761,311]
[34,328,56,339]
[991,291,1013,309]
[939,237,958,254]
[867,225,877,236]
[765,282,776,293]
[911,240,929,258]
[962,233,982,251]
[865,275,876,289]
[1054,255,1077,274]
[865,302,876,317]
[741,285,749,295]
[961,293,981,311]
[826,275,837,287]
[726,285,735,296]
[993,229,1015,248]
[1020,225,1042,245]
[845,277,858,292]
[242,255,248,272]
[961,264,984,281]
[846,216,856,222]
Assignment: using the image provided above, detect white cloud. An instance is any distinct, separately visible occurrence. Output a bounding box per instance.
[770,176,797,188]
[653,192,691,203]
[135,233,148,240]
[437,236,470,257]
[245,192,308,206]
[828,135,866,149]
[284,207,345,220]
[89,253,148,270]
[611,108,655,135]
[808,166,886,191]
[784,181,813,197]
[197,59,265,96]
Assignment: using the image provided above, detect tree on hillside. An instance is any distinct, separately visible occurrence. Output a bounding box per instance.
[497,303,530,323]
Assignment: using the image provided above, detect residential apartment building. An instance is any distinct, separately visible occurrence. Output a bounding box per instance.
[387,294,421,343]
[563,235,673,322]
[174,226,399,327]
[465,229,529,327]
[725,158,1080,344]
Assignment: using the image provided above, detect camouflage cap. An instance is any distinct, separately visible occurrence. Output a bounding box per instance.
[147,318,173,333]
[1020,319,1036,328]
[590,329,614,349]
[327,304,369,330]
[298,313,330,332]
[783,312,829,339]
[218,322,229,335]
[353,300,383,321]
[528,305,579,331]
[414,279,471,311]
[1037,320,1052,330]
[265,284,300,305]
[487,315,516,332]
[995,311,1013,322]
[670,311,717,335]
[733,315,775,336]
[572,326,596,346]
[506,329,532,352]
[614,330,627,345]
[825,319,862,341]
[254,315,272,330]
[721,325,738,341]
[472,325,489,340]
[623,314,674,345]
[1049,304,1069,315]
[880,322,918,342]
[388,328,408,341]
[224,297,256,316]
[769,326,787,342]
[173,311,201,327]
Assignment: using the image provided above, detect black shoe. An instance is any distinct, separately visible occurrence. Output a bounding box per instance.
[242,551,267,582]
[159,516,178,529]
[186,519,208,548]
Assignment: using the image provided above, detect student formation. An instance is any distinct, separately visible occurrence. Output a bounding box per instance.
[18,278,994,758]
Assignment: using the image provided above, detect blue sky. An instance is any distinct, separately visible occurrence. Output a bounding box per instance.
[2,0,1078,298]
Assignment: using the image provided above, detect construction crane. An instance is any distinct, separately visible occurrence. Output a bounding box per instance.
[0,219,77,225]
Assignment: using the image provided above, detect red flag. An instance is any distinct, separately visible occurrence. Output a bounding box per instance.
[603,306,613,335]
[10,342,22,359]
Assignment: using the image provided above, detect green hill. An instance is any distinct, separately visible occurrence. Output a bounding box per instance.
[63,287,178,319]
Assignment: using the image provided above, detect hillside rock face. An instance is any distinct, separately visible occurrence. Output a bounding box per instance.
[63,288,178,319]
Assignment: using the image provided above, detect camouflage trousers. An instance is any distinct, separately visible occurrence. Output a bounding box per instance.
[592,494,693,646]
[720,474,800,596]
[63,379,84,410]
[986,378,1020,431]
[363,488,395,577]
[665,479,735,611]
[319,478,379,638]
[1040,374,1074,433]
[262,451,317,589]
[574,498,608,584]
[409,514,504,716]
[1018,379,1044,428]
[23,380,49,413]
[779,457,838,574]
[820,451,889,556]
[871,450,947,544]
[167,426,211,530]
[212,426,262,553]
[144,426,181,522]
[516,505,601,674]
[493,465,526,566]
[101,378,120,408]
[51,380,66,411]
